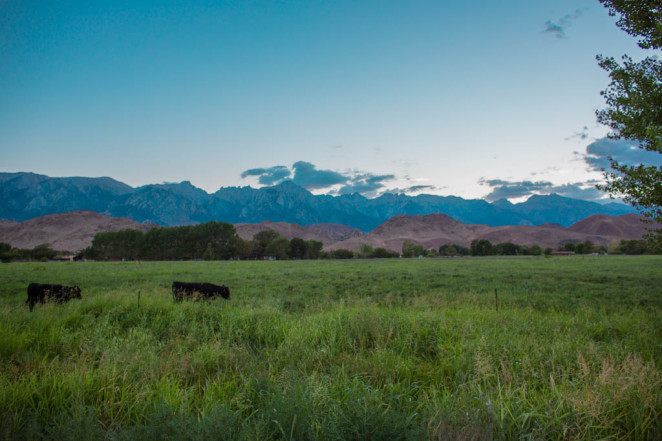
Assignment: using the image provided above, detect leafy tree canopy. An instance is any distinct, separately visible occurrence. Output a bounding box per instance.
[401,241,426,258]
[253,230,280,245]
[596,0,662,234]
[470,239,493,256]
[599,0,662,49]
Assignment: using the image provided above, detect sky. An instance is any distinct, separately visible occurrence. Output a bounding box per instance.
[1,0,660,202]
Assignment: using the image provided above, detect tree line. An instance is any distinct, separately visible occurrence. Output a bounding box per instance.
[80,222,316,261]
[80,222,384,261]
[408,239,659,257]
[0,243,60,262]
[466,240,589,257]
[1,222,659,263]
[465,239,659,256]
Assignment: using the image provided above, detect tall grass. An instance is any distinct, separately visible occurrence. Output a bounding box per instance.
[0,256,660,439]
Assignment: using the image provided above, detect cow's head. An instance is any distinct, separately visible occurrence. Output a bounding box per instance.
[71,286,82,299]
[221,286,231,300]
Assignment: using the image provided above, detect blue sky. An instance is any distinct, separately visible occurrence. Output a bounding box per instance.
[1,0,658,202]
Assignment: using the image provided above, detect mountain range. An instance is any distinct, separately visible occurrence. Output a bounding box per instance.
[0,172,636,230]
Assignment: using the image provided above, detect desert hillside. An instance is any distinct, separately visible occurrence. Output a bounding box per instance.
[327,213,659,251]
[0,210,657,253]
[0,211,158,251]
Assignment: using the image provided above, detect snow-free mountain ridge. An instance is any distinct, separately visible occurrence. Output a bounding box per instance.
[0,172,636,230]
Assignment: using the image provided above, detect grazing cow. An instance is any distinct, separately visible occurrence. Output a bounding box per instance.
[26,283,82,311]
[172,281,231,302]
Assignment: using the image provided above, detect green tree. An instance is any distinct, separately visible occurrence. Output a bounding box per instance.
[581,240,595,255]
[304,240,323,259]
[372,247,398,258]
[494,242,520,256]
[330,249,354,259]
[470,239,493,256]
[30,243,57,261]
[595,244,609,254]
[440,245,457,257]
[252,230,280,259]
[235,238,254,260]
[202,242,215,261]
[596,1,662,236]
[616,238,652,254]
[401,241,425,258]
[111,229,143,259]
[289,237,307,259]
[265,237,290,260]
[0,242,18,262]
[529,244,542,256]
[254,230,280,247]
[440,244,470,256]
[89,221,239,261]
[598,0,662,49]
[355,244,374,259]
[196,221,237,260]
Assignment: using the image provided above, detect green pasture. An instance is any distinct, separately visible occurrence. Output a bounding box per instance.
[0,256,661,440]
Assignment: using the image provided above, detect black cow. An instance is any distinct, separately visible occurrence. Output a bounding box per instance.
[172,281,231,302]
[26,283,82,311]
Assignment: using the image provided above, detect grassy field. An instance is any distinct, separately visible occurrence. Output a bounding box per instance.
[0,256,661,440]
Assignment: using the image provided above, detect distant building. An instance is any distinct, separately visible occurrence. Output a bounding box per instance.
[55,255,75,262]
